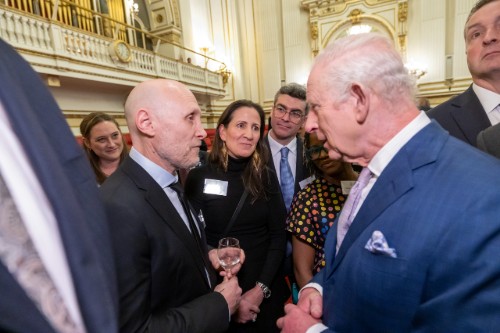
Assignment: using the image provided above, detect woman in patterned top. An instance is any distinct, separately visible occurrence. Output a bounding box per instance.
[286,132,358,288]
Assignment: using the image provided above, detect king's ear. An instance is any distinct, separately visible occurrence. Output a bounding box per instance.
[350,83,369,124]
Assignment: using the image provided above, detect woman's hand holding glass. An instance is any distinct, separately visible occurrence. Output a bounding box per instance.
[209,237,245,279]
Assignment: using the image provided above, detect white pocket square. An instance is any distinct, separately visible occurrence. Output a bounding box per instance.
[365,230,397,258]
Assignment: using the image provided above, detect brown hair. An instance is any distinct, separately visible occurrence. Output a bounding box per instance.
[209,100,270,201]
[80,112,128,184]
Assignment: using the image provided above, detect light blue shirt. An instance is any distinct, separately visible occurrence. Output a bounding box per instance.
[129,147,194,233]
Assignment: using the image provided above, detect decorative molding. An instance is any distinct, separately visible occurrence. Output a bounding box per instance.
[348,8,363,24]
[301,0,405,56]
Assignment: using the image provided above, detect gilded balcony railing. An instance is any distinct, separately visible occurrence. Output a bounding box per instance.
[0,0,228,94]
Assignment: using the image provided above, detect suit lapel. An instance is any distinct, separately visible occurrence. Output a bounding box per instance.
[265,136,277,172]
[0,264,56,332]
[266,134,308,193]
[295,136,306,192]
[328,123,445,276]
[123,159,212,289]
[449,86,492,145]
[0,40,118,333]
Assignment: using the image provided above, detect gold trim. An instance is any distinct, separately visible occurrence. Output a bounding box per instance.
[109,39,133,63]
[321,14,396,49]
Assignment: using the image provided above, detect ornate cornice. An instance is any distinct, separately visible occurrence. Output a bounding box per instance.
[301,0,394,18]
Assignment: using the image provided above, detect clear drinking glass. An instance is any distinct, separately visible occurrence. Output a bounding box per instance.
[217,237,241,274]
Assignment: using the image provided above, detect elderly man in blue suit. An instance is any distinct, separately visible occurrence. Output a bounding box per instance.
[277,33,500,333]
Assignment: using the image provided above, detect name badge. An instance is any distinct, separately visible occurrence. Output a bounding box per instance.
[340,180,357,195]
[299,175,316,189]
[203,179,228,196]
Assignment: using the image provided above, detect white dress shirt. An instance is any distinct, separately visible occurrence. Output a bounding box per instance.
[472,83,500,126]
[0,102,86,331]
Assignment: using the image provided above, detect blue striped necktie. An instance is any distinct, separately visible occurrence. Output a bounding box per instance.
[280,147,294,212]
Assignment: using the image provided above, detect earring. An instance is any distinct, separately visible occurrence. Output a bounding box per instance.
[252,150,260,173]
[221,141,228,171]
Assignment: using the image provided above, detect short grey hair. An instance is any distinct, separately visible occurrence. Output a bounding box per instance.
[313,33,415,106]
[273,82,307,105]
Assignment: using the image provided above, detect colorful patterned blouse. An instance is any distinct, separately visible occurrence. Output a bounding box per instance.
[286,177,347,273]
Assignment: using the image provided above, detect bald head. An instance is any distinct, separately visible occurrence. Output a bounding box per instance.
[124,79,207,173]
[125,79,193,132]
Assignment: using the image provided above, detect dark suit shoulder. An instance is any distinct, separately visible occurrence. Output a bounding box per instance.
[477,123,500,158]
[427,87,473,119]
[427,86,491,146]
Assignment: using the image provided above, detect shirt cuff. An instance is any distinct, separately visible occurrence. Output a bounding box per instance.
[298,282,323,298]
[306,323,329,333]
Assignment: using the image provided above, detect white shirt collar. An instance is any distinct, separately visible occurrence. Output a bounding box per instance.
[368,111,431,177]
[268,130,298,157]
[472,83,500,114]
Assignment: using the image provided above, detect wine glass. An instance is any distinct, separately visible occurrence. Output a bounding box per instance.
[217,237,241,275]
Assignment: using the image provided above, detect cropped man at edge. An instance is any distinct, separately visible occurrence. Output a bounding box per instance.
[0,38,118,333]
[429,0,500,151]
[100,79,242,333]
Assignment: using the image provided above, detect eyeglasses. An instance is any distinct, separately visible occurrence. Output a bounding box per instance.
[273,105,304,125]
[306,145,327,160]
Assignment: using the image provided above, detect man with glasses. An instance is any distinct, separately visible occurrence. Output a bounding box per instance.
[266,83,311,210]
[265,83,312,302]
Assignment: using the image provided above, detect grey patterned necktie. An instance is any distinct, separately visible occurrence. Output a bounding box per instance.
[336,167,373,253]
[0,173,81,333]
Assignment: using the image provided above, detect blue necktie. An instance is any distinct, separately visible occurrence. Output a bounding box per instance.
[280,147,294,211]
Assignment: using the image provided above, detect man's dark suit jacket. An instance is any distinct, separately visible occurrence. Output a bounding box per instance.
[100,156,229,333]
[477,122,500,158]
[0,38,118,333]
[428,85,492,147]
[265,135,310,198]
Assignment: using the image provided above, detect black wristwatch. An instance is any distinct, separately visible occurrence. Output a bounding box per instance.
[256,281,271,298]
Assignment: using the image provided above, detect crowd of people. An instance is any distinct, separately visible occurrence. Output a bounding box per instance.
[1,1,500,332]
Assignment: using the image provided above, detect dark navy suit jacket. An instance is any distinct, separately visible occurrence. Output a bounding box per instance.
[428,85,492,147]
[314,121,500,332]
[0,39,118,332]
